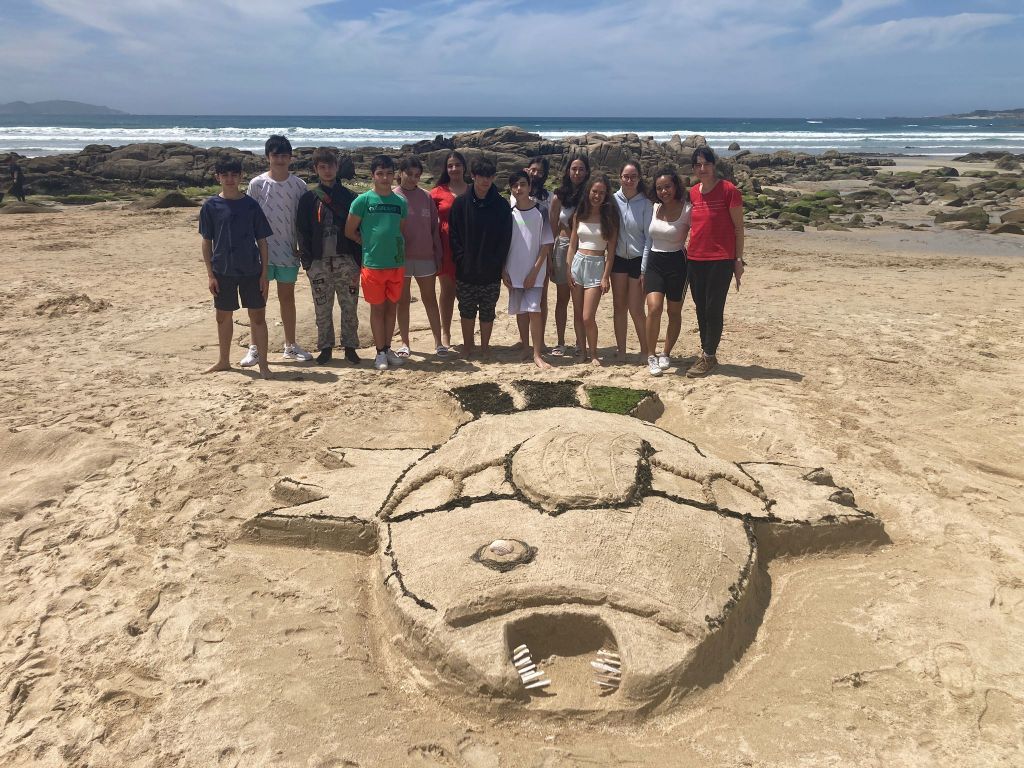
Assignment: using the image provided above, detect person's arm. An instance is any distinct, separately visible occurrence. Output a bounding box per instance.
[202,239,218,296]
[566,227,579,286]
[449,198,465,265]
[498,208,514,273]
[344,213,363,245]
[430,198,444,270]
[549,195,562,239]
[641,199,653,270]
[295,194,313,267]
[601,225,617,294]
[257,238,270,299]
[730,204,745,290]
[527,242,551,289]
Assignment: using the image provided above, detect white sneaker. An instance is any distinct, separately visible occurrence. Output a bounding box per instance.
[283,343,313,361]
[374,351,388,370]
[648,355,663,376]
[385,348,406,367]
[240,344,259,367]
[658,353,671,370]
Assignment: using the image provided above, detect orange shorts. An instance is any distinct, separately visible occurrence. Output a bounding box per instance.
[361,266,404,305]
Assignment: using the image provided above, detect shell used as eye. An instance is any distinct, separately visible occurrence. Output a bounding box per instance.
[489,539,515,556]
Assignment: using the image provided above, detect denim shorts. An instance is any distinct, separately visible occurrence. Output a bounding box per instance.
[570,254,606,289]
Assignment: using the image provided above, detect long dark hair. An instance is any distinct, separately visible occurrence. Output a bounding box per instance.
[574,174,619,242]
[553,155,591,209]
[436,150,469,186]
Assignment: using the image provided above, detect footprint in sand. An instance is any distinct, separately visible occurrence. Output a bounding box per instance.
[408,743,461,766]
[932,642,975,699]
[979,688,1024,749]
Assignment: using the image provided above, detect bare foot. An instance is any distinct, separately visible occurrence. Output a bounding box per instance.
[591,356,603,367]
[511,340,524,351]
[462,345,476,359]
[203,361,231,374]
[520,348,533,362]
[258,365,272,380]
[615,350,626,363]
[480,347,492,362]
[534,356,552,370]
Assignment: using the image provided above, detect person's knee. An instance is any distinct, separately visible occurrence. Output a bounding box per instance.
[248,310,267,327]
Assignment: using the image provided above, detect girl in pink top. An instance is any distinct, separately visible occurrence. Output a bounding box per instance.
[394,156,445,357]
[429,151,469,350]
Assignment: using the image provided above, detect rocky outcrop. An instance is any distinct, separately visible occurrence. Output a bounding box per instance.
[9,127,708,195]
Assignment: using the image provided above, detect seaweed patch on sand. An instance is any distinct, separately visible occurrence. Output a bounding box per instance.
[587,386,653,416]
[450,382,515,417]
[512,379,582,410]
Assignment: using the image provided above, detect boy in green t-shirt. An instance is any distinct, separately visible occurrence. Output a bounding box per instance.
[346,155,409,371]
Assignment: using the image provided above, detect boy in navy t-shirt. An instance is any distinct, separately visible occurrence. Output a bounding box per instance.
[199,157,274,378]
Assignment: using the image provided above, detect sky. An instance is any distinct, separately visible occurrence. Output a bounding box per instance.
[0,0,1021,117]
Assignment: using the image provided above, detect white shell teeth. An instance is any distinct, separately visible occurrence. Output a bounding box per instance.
[512,644,548,693]
[593,649,621,690]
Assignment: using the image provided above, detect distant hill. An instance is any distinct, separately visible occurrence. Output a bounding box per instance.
[0,100,128,116]
[943,108,1024,119]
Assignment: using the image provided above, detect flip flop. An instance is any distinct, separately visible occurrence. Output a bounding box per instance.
[435,345,449,356]
[550,345,566,357]
[395,345,411,358]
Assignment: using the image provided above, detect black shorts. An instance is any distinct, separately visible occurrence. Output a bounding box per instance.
[644,250,686,303]
[612,254,642,279]
[213,272,266,312]
[456,280,501,323]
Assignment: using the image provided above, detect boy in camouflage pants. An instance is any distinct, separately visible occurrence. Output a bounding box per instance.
[296,147,362,365]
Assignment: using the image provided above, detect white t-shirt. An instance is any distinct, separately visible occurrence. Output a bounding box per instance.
[246,172,308,267]
[507,204,554,287]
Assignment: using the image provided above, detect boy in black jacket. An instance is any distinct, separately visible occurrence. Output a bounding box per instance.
[449,157,513,359]
[296,147,362,365]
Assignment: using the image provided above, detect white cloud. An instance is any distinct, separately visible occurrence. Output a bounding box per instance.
[815,0,905,29]
[4,0,1021,115]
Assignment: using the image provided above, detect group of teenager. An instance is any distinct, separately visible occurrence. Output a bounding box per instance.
[199,135,744,379]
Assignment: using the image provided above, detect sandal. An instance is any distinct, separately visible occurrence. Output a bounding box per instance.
[435,345,449,356]
[395,345,411,358]
[550,345,566,357]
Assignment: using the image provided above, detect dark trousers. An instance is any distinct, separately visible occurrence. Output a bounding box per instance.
[687,259,734,356]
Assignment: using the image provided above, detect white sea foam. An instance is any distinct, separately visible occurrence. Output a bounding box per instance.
[2,124,1022,157]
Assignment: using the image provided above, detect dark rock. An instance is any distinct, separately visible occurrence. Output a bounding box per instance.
[0,202,55,214]
[934,206,989,230]
[142,191,199,209]
[991,223,1024,235]
[728,142,741,151]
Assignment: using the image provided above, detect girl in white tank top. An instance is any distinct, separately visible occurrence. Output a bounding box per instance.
[567,174,619,365]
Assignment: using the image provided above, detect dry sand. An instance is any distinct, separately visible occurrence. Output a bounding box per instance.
[1,199,1023,767]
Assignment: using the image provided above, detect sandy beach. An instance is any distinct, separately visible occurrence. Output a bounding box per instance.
[1,190,1023,766]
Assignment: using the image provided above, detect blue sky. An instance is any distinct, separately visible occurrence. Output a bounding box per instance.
[1,0,1021,116]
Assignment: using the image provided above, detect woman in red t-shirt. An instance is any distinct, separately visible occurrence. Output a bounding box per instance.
[430,151,470,351]
[685,146,745,377]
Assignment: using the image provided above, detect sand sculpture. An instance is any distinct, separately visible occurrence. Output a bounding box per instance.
[246,382,887,719]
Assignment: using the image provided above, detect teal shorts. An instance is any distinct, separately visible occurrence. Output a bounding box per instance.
[267,264,300,283]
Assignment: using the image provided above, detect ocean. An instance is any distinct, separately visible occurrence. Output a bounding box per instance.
[2,115,1023,158]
